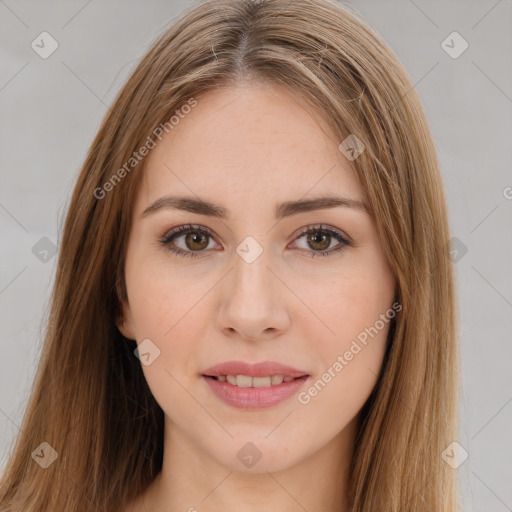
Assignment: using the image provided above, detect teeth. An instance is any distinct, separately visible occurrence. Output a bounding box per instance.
[252,376,272,388]
[271,375,284,385]
[236,375,253,387]
[214,374,300,387]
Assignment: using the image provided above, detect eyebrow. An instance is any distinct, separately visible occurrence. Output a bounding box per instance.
[141,195,370,220]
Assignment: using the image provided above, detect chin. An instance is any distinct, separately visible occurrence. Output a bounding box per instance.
[210,435,307,474]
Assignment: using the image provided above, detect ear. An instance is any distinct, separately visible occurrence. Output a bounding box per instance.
[115,299,136,340]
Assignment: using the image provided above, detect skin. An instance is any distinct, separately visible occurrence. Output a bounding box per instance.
[118,82,396,512]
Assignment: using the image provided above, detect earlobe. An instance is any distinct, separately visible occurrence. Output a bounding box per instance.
[117,319,136,340]
[115,303,135,340]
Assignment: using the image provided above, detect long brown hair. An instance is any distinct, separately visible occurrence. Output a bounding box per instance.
[0,0,460,510]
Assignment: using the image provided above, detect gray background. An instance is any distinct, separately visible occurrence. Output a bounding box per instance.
[1,1,511,510]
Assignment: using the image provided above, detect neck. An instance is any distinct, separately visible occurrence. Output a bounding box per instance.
[138,415,357,512]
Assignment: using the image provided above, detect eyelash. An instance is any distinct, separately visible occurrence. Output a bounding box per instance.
[158,224,351,259]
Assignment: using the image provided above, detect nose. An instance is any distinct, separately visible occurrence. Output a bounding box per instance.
[216,244,290,342]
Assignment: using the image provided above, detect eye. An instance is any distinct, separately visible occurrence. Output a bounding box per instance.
[159,224,218,258]
[159,223,351,258]
[290,224,351,258]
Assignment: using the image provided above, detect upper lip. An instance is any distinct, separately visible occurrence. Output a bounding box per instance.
[202,360,309,378]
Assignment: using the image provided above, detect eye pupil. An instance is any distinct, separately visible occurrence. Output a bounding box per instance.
[186,232,209,250]
[308,233,330,251]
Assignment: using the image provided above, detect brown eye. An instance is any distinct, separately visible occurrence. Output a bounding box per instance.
[291,224,350,258]
[159,225,217,258]
[159,223,350,259]
[184,232,209,251]
[305,232,332,252]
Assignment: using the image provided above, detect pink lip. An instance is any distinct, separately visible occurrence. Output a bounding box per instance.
[201,360,310,409]
[202,360,309,379]
[202,375,310,409]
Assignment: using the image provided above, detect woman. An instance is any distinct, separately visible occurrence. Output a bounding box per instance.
[0,0,460,510]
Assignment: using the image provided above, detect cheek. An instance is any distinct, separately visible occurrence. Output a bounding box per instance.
[123,259,199,391]
[297,264,394,396]
[301,266,394,344]
[294,346,384,449]
[125,262,208,415]
[294,282,392,433]
[126,252,204,336]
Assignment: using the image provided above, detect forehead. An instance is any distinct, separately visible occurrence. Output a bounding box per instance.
[135,84,363,214]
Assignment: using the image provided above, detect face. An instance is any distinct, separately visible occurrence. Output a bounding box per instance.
[118,83,396,473]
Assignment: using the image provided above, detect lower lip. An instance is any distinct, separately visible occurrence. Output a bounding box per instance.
[202,375,310,409]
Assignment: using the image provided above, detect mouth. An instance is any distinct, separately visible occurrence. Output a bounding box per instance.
[203,374,308,388]
[201,359,310,382]
[201,360,310,409]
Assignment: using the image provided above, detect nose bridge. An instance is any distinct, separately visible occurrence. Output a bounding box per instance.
[218,235,289,338]
[231,236,277,307]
